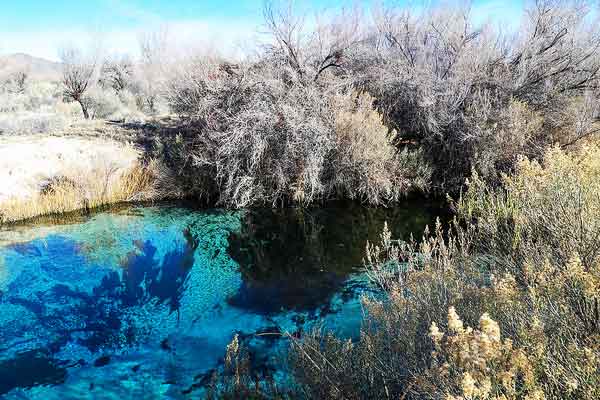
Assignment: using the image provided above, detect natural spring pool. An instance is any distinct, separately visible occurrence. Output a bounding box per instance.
[0,201,443,399]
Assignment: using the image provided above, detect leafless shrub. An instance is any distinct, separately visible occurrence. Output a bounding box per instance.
[164,56,222,116]
[81,86,122,120]
[199,62,337,207]
[60,46,100,119]
[100,56,134,93]
[166,56,430,206]
[162,0,600,203]
[162,2,435,207]
[470,99,546,182]
[0,81,60,113]
[357,0,600,191]
[1,71,28,94]
[204,334,286,399]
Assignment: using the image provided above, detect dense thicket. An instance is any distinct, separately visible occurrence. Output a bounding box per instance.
[188,2,600,399]
[284,144,600,400]
[207,145,600,400]
[165,0,600,206]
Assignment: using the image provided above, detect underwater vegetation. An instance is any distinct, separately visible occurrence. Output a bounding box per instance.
[0,201,440,398]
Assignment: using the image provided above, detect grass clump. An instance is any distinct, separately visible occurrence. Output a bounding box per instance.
[0,160,166,224]
[204,334,287,400]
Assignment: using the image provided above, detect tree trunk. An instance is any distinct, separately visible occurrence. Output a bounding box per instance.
[77,99,90,119]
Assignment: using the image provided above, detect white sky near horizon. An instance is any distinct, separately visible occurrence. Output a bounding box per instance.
[0,0,527,62]
[0,19,263,61]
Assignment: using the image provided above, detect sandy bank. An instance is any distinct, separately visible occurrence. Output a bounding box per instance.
[0,136,140,202]
[0,135,156,223]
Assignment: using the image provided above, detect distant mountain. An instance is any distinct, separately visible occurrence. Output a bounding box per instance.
[0,53,62,81]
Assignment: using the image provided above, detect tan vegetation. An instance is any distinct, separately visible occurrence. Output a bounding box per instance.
[286,144,600,399]
[0,160,166,224]
[332,92,430,204]
[0,134,178,224]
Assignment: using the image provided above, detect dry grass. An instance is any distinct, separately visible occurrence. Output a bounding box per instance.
[0,161,163,224]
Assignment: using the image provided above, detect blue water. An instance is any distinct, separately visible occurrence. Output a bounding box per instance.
[0,202,441,399]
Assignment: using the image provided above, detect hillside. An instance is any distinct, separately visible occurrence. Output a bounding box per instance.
[0,53,61,81]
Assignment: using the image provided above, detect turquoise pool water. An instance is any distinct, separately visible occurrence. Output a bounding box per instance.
[0,202,441,399]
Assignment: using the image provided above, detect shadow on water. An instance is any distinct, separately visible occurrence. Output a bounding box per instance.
[0,350,68,395]
[226,199,447,314]
[0,225,201,394]
[116,228,198,313]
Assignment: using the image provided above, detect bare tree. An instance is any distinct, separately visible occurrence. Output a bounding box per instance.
[60,46,99,119]
[2,70,28,94]
[137,27,169,114]
[311,6,363,81]
[12,71,28,93]
[100,56,133,93]
[510,1,599,100]
[262,0,362,82]
[263,0,307,76]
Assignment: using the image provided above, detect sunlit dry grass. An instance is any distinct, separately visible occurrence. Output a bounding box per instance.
[0,161,161,224]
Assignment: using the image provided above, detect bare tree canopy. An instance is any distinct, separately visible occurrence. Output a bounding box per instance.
[60,46,100,119]
[100,56,133,93]
[137,27,169,114]
[163,0,600,203]
[262,0,363,82]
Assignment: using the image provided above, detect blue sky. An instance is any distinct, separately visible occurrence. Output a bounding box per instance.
[0,0,525,60]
